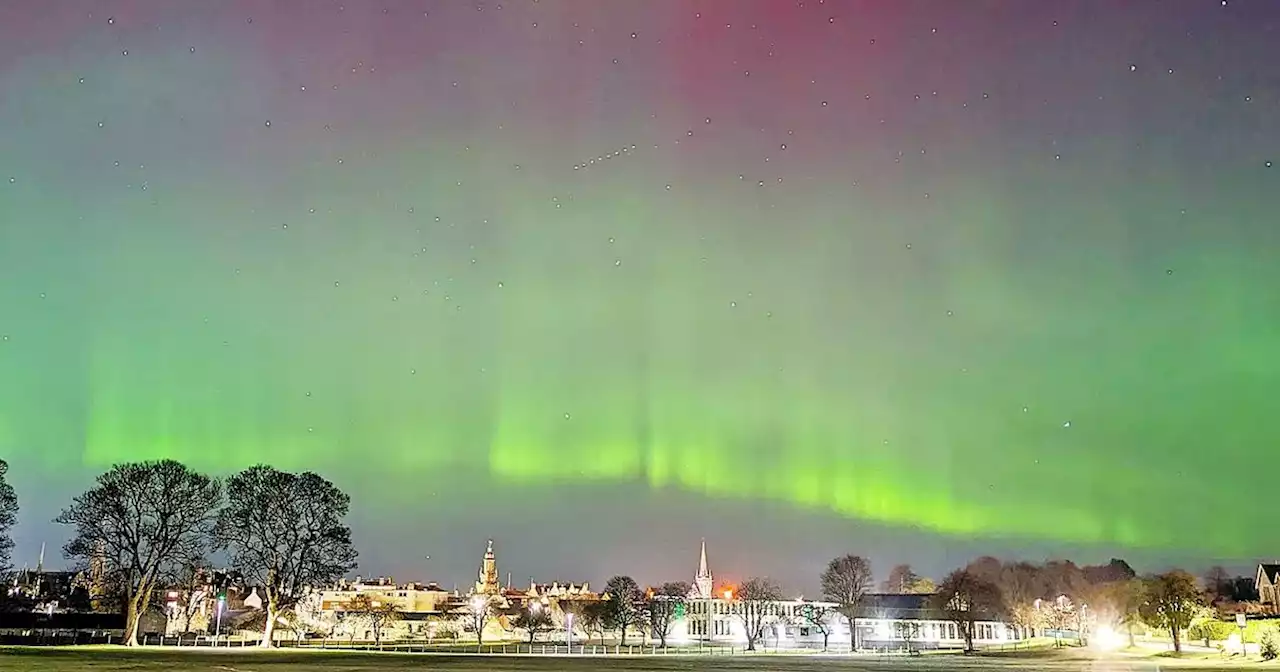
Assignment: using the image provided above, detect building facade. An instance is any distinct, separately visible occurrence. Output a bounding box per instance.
[312,539,600,643]
[1257,564,1280,614]
[667,542,1018,650]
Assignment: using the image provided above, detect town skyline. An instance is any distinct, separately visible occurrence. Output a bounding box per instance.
[3,470,1265,598]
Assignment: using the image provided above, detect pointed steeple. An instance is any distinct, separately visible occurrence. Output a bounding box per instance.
[36,542,45,574]
[694,538,713,599]
[476,539,499,595]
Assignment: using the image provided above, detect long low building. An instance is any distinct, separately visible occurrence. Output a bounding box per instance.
[668,542,1017,650]
[671,593,1016,649]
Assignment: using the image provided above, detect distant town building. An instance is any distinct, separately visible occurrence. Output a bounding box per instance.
[475,539,501,595]
[1257,563,1280,614]
[692,539,713,600]
[7,544,95,613]
[306,540,598,643]
[668,541,1018,650]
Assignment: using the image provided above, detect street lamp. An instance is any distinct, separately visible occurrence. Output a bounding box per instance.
[215,597,225,644]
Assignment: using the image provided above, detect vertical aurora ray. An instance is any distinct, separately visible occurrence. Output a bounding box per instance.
[2,0,1279,570]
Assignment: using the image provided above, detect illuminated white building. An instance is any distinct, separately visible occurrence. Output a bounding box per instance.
[666,541,1019,650]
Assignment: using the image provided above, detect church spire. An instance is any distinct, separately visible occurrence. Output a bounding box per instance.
[694,538,713,599]
[36,542,44,574]
[475,539,499,595]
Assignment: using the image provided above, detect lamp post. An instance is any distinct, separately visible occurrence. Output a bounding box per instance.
[1237,613,1247,657]
[215,597,225,645]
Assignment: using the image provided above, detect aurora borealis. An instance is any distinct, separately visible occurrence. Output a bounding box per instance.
[2,0,1279,585]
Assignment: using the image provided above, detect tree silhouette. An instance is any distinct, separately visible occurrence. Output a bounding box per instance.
[932,568,1002,652]
[345,594,400,646]
[216,465,357,647]
[796,603,836,650]
[56,460,220,646]
[645,581,690,648]
[1139,570,1202,654]
[731,577,783,651]
[0,460,17,575]
[821,554,873,650]
[602,575,644,645]
[512,603,554,644]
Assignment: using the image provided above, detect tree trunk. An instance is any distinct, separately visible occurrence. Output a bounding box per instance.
[849,616,857,651]
[1170,626,1181,654]
[822,632,829,651]
[1127,622,1135,648]
[124,591,141,647]
[619,623,627,646]
[124,581,152,647]
[261,605,278,647]
[658,631,666,648]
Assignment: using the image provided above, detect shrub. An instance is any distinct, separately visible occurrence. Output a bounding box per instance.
[1260,627,1278,661]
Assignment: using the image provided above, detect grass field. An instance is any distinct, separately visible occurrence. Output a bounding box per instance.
[2,647,1279,672]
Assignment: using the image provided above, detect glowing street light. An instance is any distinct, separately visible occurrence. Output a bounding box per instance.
[215,596,226,643]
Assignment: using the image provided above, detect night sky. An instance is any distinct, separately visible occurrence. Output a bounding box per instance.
[2,0,1278,593]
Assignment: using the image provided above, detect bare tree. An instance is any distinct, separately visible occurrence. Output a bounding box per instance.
[932,568,1002,653]
[882,564,915,593]
[345,594,401,646]
[512,603,554,644]
[731,577,783,651]
[467,595,495,649]
[1082,558,1136,584]
[292,590,336,639]
[1203,566,1231,603]
[602,575,644,645]
[898,620,921,653]
[1045,594,1075,647]
[216,465,357,647]
[55,460,220,646]
[0,460,17,576]
[645,581,690,648]
[996,561,1043,637]
[821,554,873,651]
[577,600,609,643]
[884,564,936,593]
[1040,559,1089,601]
[796,603,836,650]
[1139,570,1202,654]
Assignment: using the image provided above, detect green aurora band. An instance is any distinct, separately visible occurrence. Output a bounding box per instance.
[4,2,1279,560]
[32,174,1272,557]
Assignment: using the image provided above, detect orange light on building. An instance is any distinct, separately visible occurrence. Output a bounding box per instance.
[723,588,733,600]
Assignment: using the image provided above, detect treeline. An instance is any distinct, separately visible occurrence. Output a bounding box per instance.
[594,553,1274,655]
[0,459,357,647]
[918,556,1269,655]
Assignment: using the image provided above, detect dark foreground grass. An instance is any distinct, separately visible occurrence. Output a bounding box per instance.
[1,647,1276,672]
